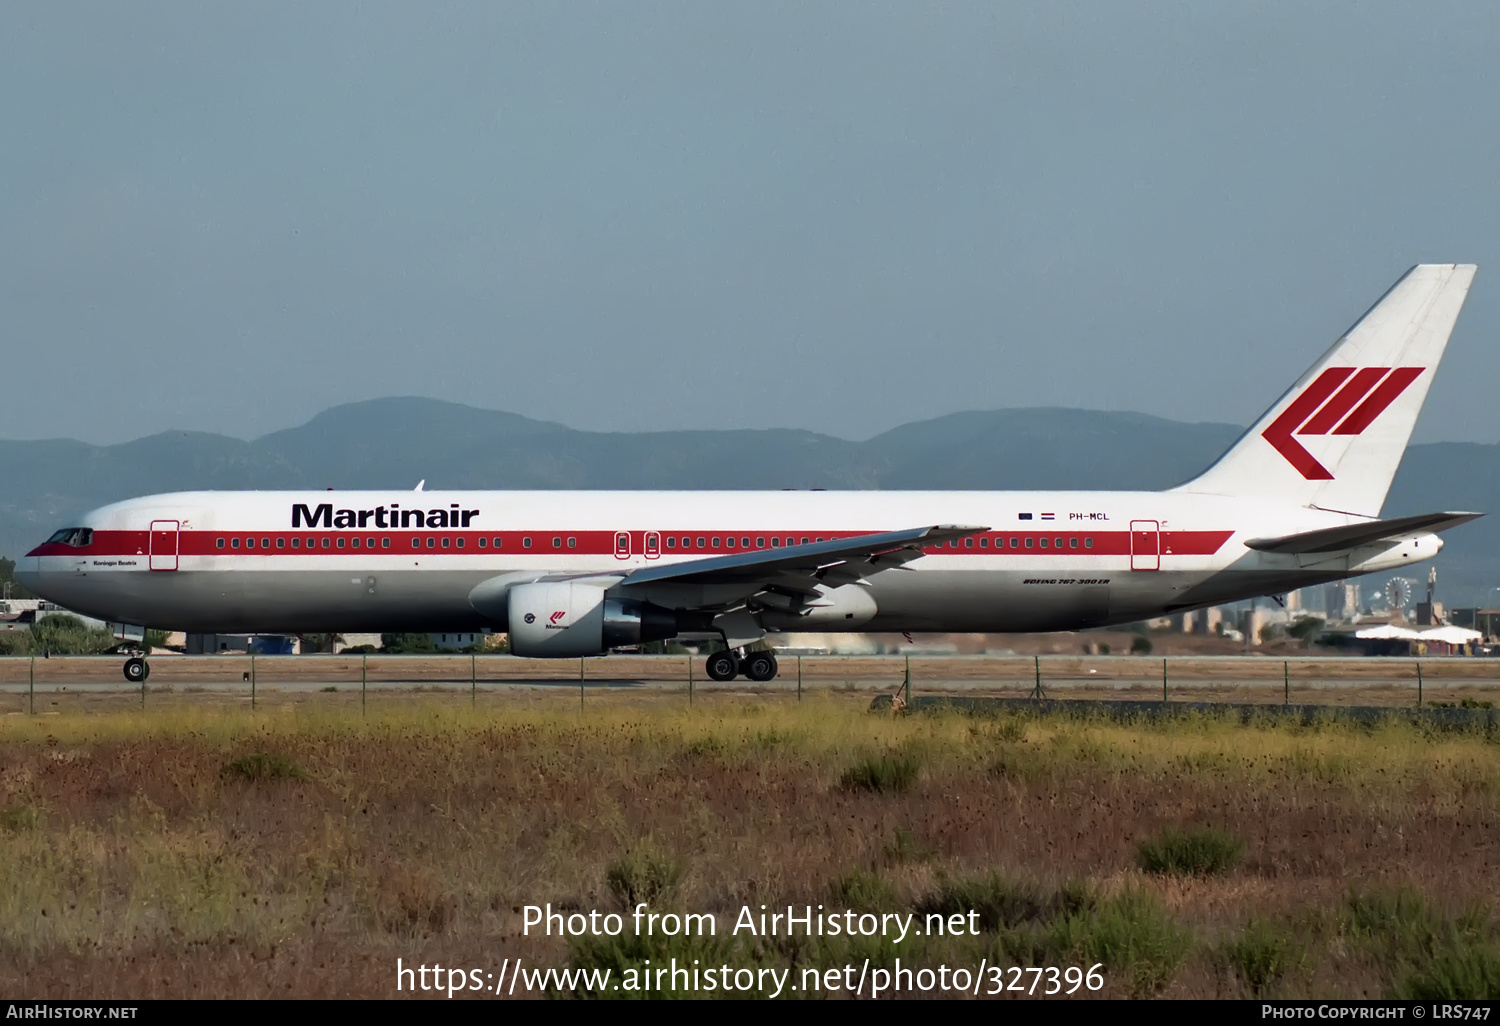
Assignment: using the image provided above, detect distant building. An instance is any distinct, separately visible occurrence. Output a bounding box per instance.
[432,632,483,650]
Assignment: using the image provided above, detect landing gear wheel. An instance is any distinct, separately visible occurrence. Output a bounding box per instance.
[123,657,149,683]
[742,651,778,683]
[705,651,740,682]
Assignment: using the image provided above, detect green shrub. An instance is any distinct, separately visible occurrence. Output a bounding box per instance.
[919,872,1091,932]
[1225,917,1303,996]
[1398,943,1500,1000]
[1130,635,1154,655]
[605,843,682,910]
[840,753,920,793]
[0,804,40,831]
[220,751,306,783]
[1346,887,1500,998]
[1136,826,1244,877]
[829,869,897,911]
[1049,888,1191,997]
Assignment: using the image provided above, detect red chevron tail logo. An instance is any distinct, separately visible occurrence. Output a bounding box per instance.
[1262,366,1424,479]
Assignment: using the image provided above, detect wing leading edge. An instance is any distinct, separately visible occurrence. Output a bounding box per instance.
[619,524,988,592]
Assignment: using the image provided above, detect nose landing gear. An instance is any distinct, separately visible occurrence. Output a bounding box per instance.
[123,657,150,683]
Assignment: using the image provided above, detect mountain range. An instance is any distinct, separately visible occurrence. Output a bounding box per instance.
[2,398,1494,606]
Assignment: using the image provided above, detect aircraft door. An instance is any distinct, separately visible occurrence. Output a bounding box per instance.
[615,532,631,559]
[644,532,660,559]
[1129,520,1160,572]
[149,520,180,572]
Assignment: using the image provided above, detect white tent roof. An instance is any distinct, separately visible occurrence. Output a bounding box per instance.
[1418,626,1483,645]
[1354,624,1421,640]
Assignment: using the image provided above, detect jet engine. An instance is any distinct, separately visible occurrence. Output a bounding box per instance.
[506,581,677,657]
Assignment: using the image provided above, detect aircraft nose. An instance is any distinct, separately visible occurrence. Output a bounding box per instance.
[14,556,41,595]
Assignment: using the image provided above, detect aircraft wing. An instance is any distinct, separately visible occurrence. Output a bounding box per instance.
[1244,511,1483,554]
[618,524,987,594]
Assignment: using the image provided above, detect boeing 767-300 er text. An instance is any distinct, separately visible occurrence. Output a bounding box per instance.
[19,264,1483,683]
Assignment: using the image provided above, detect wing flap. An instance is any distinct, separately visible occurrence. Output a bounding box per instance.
[1244,511,1482,554]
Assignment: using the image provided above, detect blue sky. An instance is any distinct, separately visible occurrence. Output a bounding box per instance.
[3,2,1497,444]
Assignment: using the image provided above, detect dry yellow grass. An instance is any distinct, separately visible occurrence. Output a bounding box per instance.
[0,693,1496,998]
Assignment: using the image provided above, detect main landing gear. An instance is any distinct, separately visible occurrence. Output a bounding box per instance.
[704,650,778,683]
[123,657,150,683]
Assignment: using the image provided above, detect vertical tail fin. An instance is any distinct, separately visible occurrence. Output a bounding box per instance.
[1175,264,1476,518]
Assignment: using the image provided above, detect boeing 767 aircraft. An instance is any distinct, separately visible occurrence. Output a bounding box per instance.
[19,264,1481,684]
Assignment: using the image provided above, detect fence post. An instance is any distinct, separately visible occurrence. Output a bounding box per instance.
[1162,658,1168,703]
[580,657,585,711]
[797,655,803,702]
[1029,655,1045,701]
[28,655,34,716]
[687,654,693,705]
[904,654,911,707]
[250,656,256,710]
[362,652,367,714]
[1284,660,1290,706]
[471,652,476,708]
[1417,661,1423,707]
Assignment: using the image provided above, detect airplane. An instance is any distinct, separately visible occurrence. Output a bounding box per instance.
[18,263,1481,685]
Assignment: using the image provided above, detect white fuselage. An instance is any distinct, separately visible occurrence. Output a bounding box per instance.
[18,489,1441,638]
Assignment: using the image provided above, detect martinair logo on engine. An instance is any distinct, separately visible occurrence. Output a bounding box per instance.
[547,611,568,629]
[291,502,479,529]
[1262,366,1424,480]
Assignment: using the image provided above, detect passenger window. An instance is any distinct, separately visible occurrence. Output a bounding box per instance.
[216,539,225,549]
[742,537,750,547]
[412,538,420,549]
[1025,538,1033,549]
[1056,538,1063,547]
[567,537,576,548]
[771,538,781,547]
[801,537,809,545]
[337,538,346,549]
[478,537,487,548]
[1085,538,1094,549]
[697,537,705,548]
[553,537,561,549]
[261,538,270,548]
[457,538,464,548]
[321,538,330,549]
[292,538,300,548]
[276,538,285,549]
[712,537,720,548]
[427,538,436,549]
[382,538,390,548]
[1040,538,1048,549]
[493,538,502,548]
[757,537,765,548]
[980,537,989,548]
[231,538,240,549]
[441,537,450,548]
[1069,538,1078,548]
[965,538,973,548]
[351,538,360,549]
[667,537,676,548]
[522,537,532,548]
[245,538,254,549]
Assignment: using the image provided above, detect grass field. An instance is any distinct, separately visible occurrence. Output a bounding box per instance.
[2,693,1498,998]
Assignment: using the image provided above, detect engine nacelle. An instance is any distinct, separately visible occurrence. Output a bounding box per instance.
[507,581,677,657]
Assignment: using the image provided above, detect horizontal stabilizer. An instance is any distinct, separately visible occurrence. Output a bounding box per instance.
[1244,511,1483,554]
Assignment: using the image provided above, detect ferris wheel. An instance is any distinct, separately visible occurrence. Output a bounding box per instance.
[1385,577,1413,613]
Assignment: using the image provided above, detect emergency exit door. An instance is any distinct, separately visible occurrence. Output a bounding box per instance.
[149,520,180,571]
[1129,520,1159,572]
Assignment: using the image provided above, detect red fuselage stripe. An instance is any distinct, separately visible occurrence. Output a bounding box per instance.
[28,528,1236,560]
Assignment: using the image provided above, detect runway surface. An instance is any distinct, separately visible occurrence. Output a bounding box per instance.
[2,653,1497,710]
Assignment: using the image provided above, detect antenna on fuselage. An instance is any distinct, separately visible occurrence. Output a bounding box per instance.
[414,480,425,491]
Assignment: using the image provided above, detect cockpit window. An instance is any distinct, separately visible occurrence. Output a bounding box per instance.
[46,528,93,547]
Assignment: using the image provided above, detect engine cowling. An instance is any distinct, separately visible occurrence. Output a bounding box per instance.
[506,581,677,657]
